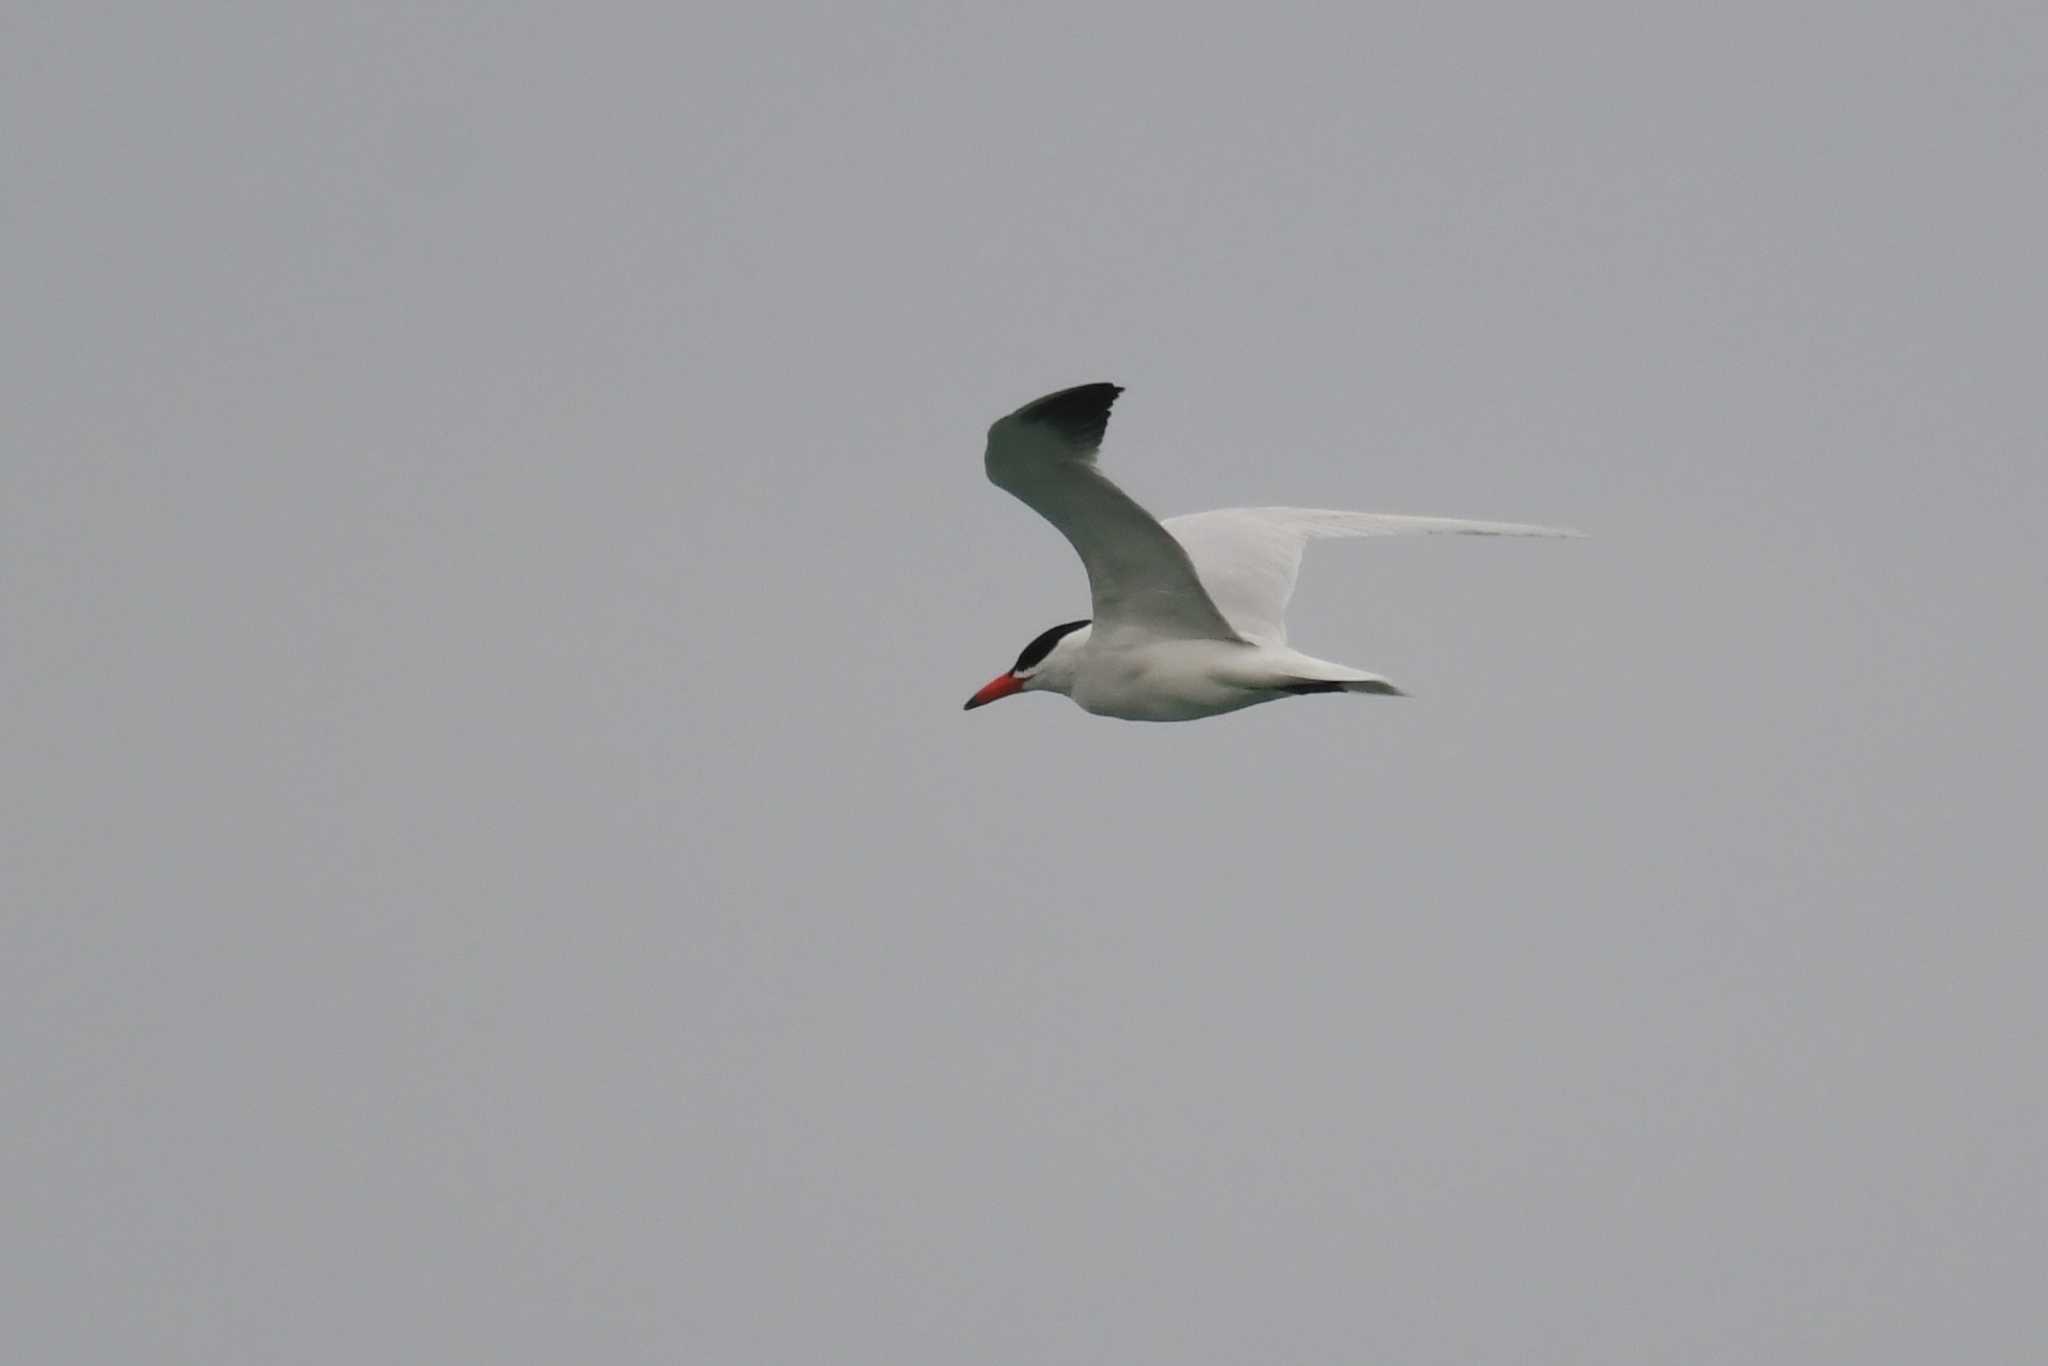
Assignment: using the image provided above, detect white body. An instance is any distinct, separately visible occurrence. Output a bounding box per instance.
[976,384,1578,722]
[1049,630,1388,722]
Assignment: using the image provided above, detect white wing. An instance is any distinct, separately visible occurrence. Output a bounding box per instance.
[985,384,1242,643]
[1163,507,1583,645]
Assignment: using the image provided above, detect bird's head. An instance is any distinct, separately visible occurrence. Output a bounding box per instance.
[963,619,1091,710]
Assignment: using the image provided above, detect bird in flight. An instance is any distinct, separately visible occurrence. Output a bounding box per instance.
[964,382,1579,722]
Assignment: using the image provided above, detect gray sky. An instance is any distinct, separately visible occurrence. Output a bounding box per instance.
[6,3,2045,1361]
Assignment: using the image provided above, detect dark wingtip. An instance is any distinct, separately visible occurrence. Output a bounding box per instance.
[1011,382,1123,449]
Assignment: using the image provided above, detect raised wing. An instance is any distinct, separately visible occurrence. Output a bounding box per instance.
[1163,507,1583,645]
[984,384,1242,643]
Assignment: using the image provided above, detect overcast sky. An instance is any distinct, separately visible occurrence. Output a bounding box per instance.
[6,3,2045,1361]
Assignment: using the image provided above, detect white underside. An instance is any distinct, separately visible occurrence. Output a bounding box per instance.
[1064,636,1393,722]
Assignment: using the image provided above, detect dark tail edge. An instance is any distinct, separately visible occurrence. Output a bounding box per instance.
[1279,679,1406,698]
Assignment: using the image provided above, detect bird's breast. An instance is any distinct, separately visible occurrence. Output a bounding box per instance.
[1070,639,1270,722]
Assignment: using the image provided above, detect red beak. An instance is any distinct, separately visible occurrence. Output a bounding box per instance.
[963,672,1025,710]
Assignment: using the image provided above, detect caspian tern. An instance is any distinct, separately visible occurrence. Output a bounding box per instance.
[964,382,1579,722]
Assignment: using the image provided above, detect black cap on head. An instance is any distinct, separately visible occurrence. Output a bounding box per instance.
[1012,619,1090,674]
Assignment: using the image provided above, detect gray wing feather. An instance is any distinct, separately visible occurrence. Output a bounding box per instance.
[985,385,1242,643]
[1165,506,1583,644]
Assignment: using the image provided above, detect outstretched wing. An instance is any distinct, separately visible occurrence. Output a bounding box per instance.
[1163,507,1583,645]
[984,384,1242,643]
